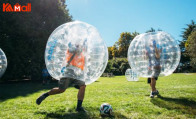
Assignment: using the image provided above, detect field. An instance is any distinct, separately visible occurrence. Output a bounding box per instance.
[0,73,196,119]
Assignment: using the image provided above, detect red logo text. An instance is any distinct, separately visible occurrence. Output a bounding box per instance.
[3,3,31,12]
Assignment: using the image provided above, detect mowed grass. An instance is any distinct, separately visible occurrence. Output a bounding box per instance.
[0,73,196,119]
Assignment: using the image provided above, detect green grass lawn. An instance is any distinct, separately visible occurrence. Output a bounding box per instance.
[0,73,196,119]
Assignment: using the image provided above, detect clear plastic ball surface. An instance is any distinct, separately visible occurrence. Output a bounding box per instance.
[125,68,139,81]
[0,48,7,78]
[128,32,181,77]
[45,21,108,85]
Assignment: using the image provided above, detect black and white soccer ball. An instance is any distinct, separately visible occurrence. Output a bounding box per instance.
[100,103,112,116]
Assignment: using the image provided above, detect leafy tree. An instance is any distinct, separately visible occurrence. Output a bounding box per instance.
[119,61,130,74]
[182,21,196,42]
[186,31,196,68]
[111,44,119,58]
[118,32,139,57]
[104,58,130,75]
[104,61,113,73]
[0,0,72,81]
[108,47,113,59]
[146,28,156,33]
[179,20,196,72]
[114,32,139,58]
[146,27,162,33]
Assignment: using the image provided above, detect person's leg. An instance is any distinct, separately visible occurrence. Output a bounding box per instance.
[78,85,86,100]
[151,78,156,92]
[148,78,154,98]
[148,78,152,88]
[36,78,69,105]
[76,85,86,111]
[48,88,65,95]
[149,77,156,98]
[150,77,160,98]
[36,87,65,105]
[154,77,159,95]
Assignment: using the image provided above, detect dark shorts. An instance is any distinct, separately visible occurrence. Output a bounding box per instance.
[147,77,158,84]
[59,77,85,90]
[150,65,161,77]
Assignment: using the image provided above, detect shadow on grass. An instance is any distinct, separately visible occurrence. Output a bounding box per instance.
[35,110,90,119]
[0,80,102,102]
[35,107,128,119]
[151,95,196,116]
[0,81,58,102]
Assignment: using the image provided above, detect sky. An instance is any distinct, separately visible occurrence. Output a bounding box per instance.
[66,0,196,47]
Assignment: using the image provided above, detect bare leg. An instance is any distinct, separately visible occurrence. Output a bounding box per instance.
[48,88,65,95]
[78,85,86,100]
[36,87,65,105]
[150,83,152,90]
[76,85,86,111]
[151,78,156,92]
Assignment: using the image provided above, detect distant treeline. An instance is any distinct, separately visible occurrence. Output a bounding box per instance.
[0,0,72,81]
[0,0,195,81]
[106,22,196,75]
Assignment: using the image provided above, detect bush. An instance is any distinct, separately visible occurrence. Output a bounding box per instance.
[104,58,130,75]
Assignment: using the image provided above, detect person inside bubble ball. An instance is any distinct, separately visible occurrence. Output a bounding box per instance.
[145,40,162,98]
[36,41,87,112]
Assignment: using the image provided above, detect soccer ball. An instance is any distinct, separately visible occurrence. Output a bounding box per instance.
[100,103,112,116]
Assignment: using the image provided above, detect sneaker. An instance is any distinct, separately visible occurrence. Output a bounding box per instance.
[154,90,159,95]
[150,91,155,98]
[36,94,47,105]
[76,107,86,112]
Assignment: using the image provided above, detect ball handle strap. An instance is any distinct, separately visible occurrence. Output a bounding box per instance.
[66,52,76,67]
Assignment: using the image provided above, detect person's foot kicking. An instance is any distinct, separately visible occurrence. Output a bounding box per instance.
[36,93,49,105]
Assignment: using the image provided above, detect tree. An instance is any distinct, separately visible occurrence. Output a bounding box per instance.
[104,60,112,73]
[182,21,196,41]
[179,20,196,72]
[146,28,156,33]
[108,47,113,59]
[111,44,119,58]
[119,61,130,75]
[115,32,139,58]
[146,27,162,33]
[186,31,196,68]
[0,0,72,81]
